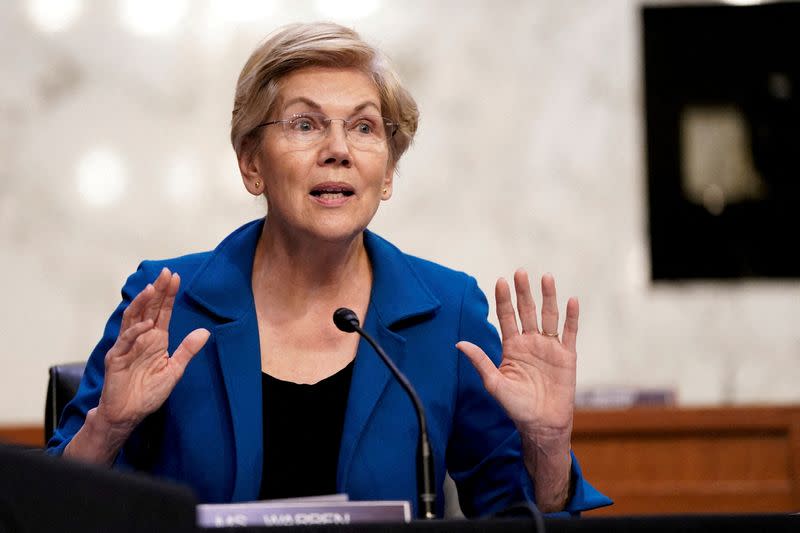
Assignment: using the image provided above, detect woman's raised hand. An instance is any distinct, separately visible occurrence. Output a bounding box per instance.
[456,270,577,440]
[457,270,578,510]
[95,267,210,434]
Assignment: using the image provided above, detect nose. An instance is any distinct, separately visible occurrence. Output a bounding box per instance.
[317,119,351,168]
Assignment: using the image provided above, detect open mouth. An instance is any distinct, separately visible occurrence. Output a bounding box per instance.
[309,183,355,199]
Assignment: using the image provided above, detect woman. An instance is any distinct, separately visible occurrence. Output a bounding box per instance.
[47,22,610,517]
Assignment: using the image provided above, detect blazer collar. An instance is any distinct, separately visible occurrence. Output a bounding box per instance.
[184,218,442,326]
[362,230,441,329]
[183,219,262,322]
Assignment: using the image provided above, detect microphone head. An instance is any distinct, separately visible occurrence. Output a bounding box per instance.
[333,307,360,333]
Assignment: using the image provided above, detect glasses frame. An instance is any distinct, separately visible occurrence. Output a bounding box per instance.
[256,112,398,146]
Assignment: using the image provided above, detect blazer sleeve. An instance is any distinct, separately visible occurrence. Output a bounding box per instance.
[445,276,612,517]
[45,262,160,468]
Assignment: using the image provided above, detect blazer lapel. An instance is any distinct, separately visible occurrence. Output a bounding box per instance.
[213,315,262,501]
[337,231,441,490]
[184,218,264,502]
[337,310,405,489]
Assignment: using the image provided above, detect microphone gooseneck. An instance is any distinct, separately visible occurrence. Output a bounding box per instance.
[332,307,437,520]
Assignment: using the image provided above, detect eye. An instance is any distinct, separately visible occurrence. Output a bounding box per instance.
[351,117,378,136]
[289,114,323,133]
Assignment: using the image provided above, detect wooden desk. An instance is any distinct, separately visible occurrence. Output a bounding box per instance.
[4,405,799,515]
[572,405,800,515]
[0,425,42,447]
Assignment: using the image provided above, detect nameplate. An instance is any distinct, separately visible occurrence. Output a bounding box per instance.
[197,499,411,527]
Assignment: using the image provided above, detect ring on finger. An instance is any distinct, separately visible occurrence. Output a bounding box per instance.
[542,330,559,338]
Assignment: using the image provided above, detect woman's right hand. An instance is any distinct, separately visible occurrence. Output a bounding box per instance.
[95,267,210,436]
[65,267,209,465]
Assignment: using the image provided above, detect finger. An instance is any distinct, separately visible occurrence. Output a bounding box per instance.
[142,268,171,323]
[562,297,579,353]
[155,273,181,330]
[171,328,211,374]
[495,277,519,341]
[121,284,154,332]
[513,269,539,334]
[540,273,560,337]
[456,341,501,396]
[107,319,154,363]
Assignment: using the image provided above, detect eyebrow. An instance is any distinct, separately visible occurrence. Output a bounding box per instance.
[282,97,381,115]
[282,97,322,110]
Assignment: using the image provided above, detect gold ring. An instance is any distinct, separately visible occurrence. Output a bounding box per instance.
[542,331,559,337]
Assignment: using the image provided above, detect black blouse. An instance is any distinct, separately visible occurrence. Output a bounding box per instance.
[258,360,355,500]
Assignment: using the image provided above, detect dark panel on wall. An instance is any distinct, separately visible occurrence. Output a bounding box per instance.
[643,3,800,280]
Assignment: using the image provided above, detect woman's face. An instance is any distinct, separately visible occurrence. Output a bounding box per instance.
[243,66,395,244]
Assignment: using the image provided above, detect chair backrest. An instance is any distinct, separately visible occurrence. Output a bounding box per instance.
[44,362,86,445]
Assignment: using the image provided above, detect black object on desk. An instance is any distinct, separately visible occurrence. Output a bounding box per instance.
[0,444,197,533]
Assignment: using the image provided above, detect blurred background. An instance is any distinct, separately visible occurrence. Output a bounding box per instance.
[0,0,798,429]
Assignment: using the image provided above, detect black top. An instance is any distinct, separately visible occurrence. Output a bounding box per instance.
[259,360,355,500]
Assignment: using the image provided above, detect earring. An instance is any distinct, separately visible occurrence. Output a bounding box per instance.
[255,180,261,190]
[382,188,388,195]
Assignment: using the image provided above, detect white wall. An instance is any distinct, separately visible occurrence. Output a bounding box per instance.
[1,0,798,424]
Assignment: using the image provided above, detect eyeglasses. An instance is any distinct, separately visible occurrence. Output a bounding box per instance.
[257,112,397,147]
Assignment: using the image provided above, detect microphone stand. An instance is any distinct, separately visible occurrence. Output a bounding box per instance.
[333,308,436,520]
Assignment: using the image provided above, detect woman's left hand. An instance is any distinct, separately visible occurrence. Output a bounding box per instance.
[456,269,577,441]
[457,270,577,511]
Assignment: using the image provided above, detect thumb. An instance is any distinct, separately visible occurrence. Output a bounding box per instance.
[171,328,211,372]
[456,341,501,394]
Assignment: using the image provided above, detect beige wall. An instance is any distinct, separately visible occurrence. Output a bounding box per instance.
[1,0,798,424]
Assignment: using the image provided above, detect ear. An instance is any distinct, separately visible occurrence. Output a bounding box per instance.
[381,162,395,201]
[238,138,265,196]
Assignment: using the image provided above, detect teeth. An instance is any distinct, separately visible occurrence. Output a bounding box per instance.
[318,192,344,199]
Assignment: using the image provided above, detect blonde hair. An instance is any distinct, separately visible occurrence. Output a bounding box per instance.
[231,22,418,165]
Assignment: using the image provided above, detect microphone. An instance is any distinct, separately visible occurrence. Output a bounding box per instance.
[332,308,436,520]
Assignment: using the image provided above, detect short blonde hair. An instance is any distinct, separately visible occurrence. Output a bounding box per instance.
[231,22,418,165]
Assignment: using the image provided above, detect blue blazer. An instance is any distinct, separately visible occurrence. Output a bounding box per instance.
[48,219,611,517]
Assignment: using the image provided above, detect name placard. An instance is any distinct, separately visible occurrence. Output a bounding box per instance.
[197,499,411,527]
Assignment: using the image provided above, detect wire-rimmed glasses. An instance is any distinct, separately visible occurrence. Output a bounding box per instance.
[257,112,397,147]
